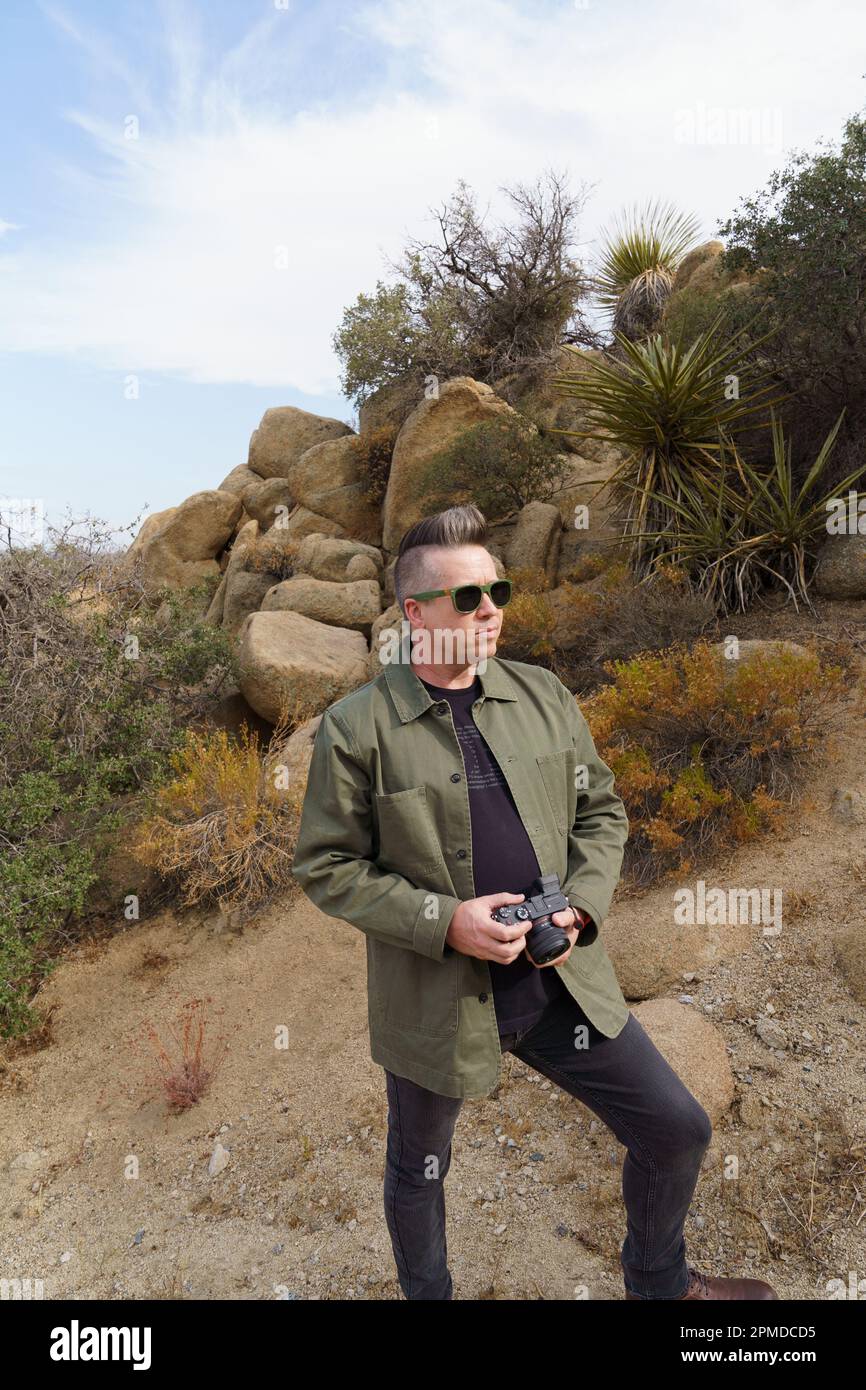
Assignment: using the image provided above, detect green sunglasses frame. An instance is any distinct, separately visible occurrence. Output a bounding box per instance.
[406,578,513,613]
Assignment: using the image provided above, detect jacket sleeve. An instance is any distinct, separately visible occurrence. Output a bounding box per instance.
[291,707,462,961]
[549,672,629,940]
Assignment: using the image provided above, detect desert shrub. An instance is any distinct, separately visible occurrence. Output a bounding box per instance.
[419,413,571,521]
[333,170,601,406]
[582,638,846,885]
[494,564,554,659]
[350,424,399,507]
[559,551,611,585]
[552,318,782,579]
[548,564,717,692]
[496,590,556,662]
[719,106,866,456]
[243,531,298,579]
[132,721,302,915]
[661,281,741,352]
[0,518,237,1038]
[637,413,866,613]
[137,996,228,1112]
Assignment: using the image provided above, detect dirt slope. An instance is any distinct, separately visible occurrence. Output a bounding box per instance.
[1,605,864,1301]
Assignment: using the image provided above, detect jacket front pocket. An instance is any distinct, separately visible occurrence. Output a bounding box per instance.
[374,785,446,882]
[536,748,578,834]
[369,937,459,1037]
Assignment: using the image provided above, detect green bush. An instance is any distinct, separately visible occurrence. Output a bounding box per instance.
[718,106,866,458]
[418,413,571,520]
[0,520,238,1038]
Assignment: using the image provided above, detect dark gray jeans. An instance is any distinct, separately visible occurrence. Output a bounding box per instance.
[383,988,712,1300]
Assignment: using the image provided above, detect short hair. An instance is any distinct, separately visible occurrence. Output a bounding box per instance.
[394,504,490,616]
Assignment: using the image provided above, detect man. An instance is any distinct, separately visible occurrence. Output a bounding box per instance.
[292,503,778,1303]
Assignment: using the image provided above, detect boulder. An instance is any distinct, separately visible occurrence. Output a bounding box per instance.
[270,715,324,794]
[236,610,369,725]
[262,575,381,634]
[495,347,628,464]
[671,240,725,293]
[606,901,752,1001]
[813,534,866,599]
[218,464,261,496]
[126,507,177,558]
[504,500,562,584]
[381,377,519,552]
[222,568,276,637]
[286,435,382,545]
[130,490,242,595]
[367,602,407,678]
[241,477,295,532]
[248,406,353,481]
[630,998,734,1126]
[205,573,227,625]
[835,922,866,1006]
[276,505,347,541]
[554,453,622,537]
[291,533,383,583]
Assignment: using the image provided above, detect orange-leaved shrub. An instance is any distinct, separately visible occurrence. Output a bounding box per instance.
[132,720,303,914]
[582,638,846,885]
[496,564,556,660]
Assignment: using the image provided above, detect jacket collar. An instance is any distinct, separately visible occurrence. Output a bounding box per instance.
[382,650,519,724]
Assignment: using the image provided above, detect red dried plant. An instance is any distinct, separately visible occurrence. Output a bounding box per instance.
[138,996,228,1112]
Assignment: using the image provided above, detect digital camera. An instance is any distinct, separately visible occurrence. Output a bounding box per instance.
[490,872,572,965]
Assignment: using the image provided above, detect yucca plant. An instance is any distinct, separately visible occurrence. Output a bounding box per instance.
[628,410,866,613]
[551,313,785,573]
[593,200,702,339]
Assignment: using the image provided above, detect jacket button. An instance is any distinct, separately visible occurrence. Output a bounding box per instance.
[450,772,461,782]
[435,703,448,714]
[478,992,488,1003]
[456,848,467,859]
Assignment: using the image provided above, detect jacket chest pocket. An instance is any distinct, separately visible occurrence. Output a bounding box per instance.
[536,747,578,834]
[373,785,446,881]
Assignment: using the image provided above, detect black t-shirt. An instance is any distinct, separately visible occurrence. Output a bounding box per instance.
[419,674,567,1034]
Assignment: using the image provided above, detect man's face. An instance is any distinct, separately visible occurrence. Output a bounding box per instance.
[404,544,504,666]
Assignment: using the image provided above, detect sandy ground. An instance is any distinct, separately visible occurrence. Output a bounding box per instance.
[1,603,865,1302]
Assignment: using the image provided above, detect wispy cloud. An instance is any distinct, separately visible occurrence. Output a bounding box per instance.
[3,0,864,395]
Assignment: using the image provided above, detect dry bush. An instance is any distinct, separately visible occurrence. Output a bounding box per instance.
[243,532,299,579]
[498,562,716,692]
[132,716,304,915]
[495,564,555,660]
[137,996,228,1112]
[582,638,846,885]
[551,563,718,691]
[350,424,399,506]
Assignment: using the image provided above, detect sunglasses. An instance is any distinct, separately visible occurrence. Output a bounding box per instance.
[406,578,513,614]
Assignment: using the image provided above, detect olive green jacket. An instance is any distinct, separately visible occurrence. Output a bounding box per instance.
[291,653,630,1098]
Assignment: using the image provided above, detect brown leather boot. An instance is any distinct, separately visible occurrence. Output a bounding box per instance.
[625,1265,779,1300]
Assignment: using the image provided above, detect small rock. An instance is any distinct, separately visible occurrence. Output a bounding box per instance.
[756,1016,789,1050]
[208,1141,231,1177]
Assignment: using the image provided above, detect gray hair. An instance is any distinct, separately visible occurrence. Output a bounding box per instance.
[394,504,490,616]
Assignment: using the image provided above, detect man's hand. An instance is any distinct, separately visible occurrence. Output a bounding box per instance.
[446,893,531,963]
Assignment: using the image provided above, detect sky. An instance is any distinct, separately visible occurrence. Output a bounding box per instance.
[1,0,865,542]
